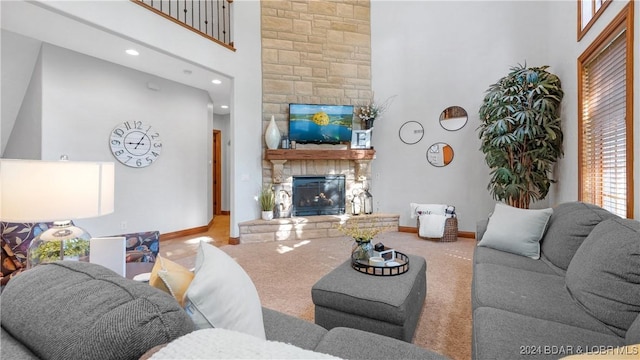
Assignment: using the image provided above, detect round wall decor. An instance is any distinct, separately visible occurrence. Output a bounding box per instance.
[399,121,424,145]
[109,121,162,168]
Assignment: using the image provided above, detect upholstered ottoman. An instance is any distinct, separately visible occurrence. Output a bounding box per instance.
[311,254,427,342]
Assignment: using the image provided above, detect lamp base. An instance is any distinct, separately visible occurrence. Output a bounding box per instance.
[27,220,91,269]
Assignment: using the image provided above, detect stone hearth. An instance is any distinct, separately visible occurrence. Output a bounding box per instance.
[238,213,399,244]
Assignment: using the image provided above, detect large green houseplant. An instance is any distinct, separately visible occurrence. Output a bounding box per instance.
[478,64,564,209]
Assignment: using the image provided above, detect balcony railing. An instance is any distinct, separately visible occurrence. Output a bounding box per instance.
[131,0,234,51]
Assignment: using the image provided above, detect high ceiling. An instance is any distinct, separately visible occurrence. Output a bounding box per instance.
[1,1,232,116]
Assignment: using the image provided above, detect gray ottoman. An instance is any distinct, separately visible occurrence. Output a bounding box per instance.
[311,254,427,342]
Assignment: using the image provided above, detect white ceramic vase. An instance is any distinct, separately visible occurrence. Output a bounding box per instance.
[261,210,274,221]
[265,115,281,150]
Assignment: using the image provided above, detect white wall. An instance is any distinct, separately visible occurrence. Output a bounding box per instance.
[5,0,263,237]
[371,1,551,232]
[38,44,211,236]
[3,51,42,160]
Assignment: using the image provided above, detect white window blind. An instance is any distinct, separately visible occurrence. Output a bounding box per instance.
[580,29,627,218]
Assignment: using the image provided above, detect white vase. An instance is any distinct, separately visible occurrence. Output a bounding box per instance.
[261,210,274,221]
[265,115,281,150]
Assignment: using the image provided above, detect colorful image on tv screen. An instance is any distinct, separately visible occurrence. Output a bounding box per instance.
[289,104,353,144]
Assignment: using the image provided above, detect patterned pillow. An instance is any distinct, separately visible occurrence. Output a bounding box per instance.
[110,231,160,263]
[1,238,24,286]
[1,222,58,267]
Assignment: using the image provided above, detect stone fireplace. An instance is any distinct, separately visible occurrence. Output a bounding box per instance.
[292,175,345,216]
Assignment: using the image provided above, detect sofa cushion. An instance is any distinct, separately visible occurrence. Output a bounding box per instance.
[473,263,614,333]
[262,307,328,350]
[315,327,449,360]
[477,203,553,259]
[0,327,37,360]
[541,202,618,270]
[1,261,194,360]
[473,246,558,275]
[626,315,640,345]
[183,241,266,340]
[472,307,625,360]
[566,218,640,337]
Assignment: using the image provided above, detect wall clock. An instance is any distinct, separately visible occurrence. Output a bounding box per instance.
[109,121,162,168]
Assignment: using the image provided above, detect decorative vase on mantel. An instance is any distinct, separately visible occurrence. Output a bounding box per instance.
[265,115,281,150]
[363,118,375,130]
[352,239,374,262]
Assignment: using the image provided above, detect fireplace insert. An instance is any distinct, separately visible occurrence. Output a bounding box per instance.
[292,175,345,216]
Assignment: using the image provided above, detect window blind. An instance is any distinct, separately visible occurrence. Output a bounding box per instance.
[580,28,627,218]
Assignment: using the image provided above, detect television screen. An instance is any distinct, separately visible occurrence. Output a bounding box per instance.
[289,103,353,144]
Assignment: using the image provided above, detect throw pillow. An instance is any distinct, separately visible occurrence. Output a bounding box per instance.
[183,241,266,340]
[149,328,341,359]
[565,217,640,337]
[149,256,194,307]
[477,202,553,259]
[540,201,619,270]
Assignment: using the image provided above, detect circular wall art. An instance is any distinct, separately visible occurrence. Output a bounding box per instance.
[398,121,424,145]
[109,120,162,168]
[439,106,468,131]
[426,142,454,167]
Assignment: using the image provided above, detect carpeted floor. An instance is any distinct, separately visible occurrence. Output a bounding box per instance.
[218,232,475,360]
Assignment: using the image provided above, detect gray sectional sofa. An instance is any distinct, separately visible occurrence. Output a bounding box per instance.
[1,261,448,360]
[473,201,640,359]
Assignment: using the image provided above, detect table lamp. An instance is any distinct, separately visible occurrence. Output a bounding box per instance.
[0,159,115,268]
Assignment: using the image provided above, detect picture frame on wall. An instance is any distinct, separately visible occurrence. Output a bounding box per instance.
[351,129,372,149]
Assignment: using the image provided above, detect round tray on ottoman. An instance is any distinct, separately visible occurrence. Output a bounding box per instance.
[351,251,410,276]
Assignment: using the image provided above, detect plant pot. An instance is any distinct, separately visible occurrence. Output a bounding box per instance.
[261,210,274,221]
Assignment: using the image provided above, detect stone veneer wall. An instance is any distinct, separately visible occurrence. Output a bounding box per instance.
[261,0,373,214]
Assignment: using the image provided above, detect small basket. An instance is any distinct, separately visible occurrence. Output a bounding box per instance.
[417,216,458,242]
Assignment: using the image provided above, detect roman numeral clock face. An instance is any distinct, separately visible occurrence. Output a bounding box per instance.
[109,121,162,168]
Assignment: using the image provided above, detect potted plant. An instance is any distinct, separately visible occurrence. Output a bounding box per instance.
[336,217,391,261]
[259,184,276,220]
[478,64,564,209]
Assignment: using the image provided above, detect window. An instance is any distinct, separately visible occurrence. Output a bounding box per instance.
[578,2,634,218]
[578,0,612,41]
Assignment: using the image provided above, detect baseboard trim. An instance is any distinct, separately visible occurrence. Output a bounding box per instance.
[221,210,230,215]
[160,222,211,241]
[228,237,240,245]
[398,226,418,233]
[398,226,475,239]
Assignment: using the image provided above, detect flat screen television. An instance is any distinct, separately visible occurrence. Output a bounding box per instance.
[288,103,353,144]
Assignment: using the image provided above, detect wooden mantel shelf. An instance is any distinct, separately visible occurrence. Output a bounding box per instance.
[265,149,376,183]
[265,149,376,161]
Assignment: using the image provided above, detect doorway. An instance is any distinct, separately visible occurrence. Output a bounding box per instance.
[212,129,222,216]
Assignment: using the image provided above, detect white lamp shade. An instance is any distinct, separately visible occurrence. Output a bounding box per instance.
[0,159,115,222]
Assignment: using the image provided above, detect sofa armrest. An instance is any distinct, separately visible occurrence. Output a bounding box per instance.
[262,307,327,350]
[476,219,489,241]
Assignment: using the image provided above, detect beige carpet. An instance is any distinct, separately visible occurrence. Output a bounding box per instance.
[217,232,475,360]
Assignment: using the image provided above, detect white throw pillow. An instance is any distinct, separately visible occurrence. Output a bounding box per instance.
[478,202,553,259]
[150,328,341,359]
[183,241,266,340]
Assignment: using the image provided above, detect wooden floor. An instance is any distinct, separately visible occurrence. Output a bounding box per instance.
[159,215,230,266]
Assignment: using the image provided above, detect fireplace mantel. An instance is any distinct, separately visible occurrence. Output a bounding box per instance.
[265,149,375,161]
[265,149,376,183]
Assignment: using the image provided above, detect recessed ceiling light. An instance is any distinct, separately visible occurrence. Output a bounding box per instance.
[211,79,222,85]
[126,49,139,56]
[221,105,229,109]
